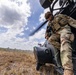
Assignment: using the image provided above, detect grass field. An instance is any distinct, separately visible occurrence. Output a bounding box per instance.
[0,48,40,75]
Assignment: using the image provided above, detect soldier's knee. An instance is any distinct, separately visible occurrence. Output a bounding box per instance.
[61,33,74,44]
[48,37,55,42]
[70,33,74,42]
[61,38,70,45]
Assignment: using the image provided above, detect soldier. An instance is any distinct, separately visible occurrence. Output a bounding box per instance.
[45,11,76,75]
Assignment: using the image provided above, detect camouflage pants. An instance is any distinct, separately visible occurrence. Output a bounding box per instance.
[48,25,74,71]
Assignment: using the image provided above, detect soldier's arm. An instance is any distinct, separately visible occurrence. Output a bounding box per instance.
[45,27,50,40]
[65,15,76,28]
[61,15,76,28]
[58,14,76,28]
[45,23,52,40]
[45,32,49,40]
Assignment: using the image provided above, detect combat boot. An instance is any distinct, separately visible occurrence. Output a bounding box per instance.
[64,69,74,75]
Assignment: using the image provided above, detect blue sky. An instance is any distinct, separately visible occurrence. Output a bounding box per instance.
[0,0,59,50]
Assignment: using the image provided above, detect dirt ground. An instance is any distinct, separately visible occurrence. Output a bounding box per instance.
[0,48,40,75]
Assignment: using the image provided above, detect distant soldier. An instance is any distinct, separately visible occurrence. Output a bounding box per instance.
[45,11,76,75]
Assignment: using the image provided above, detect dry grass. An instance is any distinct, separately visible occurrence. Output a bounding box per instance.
[0,48,40,75]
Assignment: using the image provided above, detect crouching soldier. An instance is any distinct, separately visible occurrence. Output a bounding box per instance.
[45,11,76,75]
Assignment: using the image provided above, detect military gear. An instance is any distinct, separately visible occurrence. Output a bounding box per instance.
[47,14,76,33]
[30,2,76,36]
[48,34,60,50]
[45,13,76,75]
[34,40,76,75]
[45,25,52,39]
[32,0,76,75]
[34,40,63,75]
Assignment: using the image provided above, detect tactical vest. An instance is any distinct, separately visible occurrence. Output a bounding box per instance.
[48,15,68,33]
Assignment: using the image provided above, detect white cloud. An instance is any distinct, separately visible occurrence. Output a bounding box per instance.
[0,0,31,26]
[19,32,24,36]
[0,0,47,50]
[28,28,46,50]
[25,27,29,30]
[29,28,45,41]
[0,0,32,50]
[39,8,50,23]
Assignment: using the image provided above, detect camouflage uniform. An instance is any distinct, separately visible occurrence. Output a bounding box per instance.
[45,14,76,75]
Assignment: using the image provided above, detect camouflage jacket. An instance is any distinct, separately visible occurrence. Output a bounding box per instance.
[45,14,76,39]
